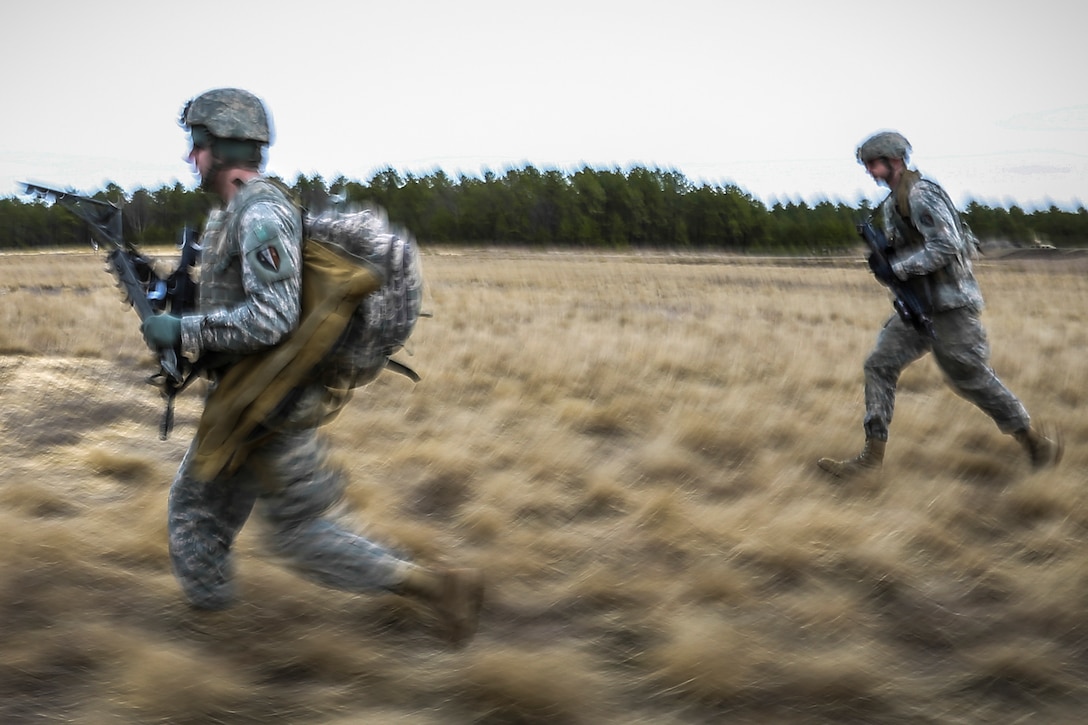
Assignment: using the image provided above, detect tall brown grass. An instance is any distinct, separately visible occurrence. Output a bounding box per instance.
[1,247,1085,723]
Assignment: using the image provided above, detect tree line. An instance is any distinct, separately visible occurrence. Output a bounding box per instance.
[2,165,1085,252]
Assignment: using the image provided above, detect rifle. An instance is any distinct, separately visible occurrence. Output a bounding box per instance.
[857,219,936,339]
[149,225,201,316]
[21,181,194,438]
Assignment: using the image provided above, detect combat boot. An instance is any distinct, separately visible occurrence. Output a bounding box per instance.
[1013,426,1063,470]
[817,438,886,479]
[399,564,485,648]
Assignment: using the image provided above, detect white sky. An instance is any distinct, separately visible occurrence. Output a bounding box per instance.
[2,0,1085,210]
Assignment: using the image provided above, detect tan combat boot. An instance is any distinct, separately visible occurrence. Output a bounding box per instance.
[817,438,886,479]
[1013,426,1063,471]
[400,564,485,648]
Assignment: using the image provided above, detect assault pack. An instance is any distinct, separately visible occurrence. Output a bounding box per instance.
[189,189,422,478]
[303,204,424,389]
[224,180,424,391]
[189,187,426,481]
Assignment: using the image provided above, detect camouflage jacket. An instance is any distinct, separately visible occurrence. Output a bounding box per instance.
[881,172,984,312]
[180,178,303,363]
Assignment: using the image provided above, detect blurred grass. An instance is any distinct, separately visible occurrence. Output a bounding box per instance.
[0,247,1086,723]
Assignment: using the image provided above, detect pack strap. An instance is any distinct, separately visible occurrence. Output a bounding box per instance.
[385,358,421,383]
[149,358,207,440]
[893,169,922,220]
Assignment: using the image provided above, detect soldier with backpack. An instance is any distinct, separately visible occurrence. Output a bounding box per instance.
[817,130,1062,479]
[141,87,483,646]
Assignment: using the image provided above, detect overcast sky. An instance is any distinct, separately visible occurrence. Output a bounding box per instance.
[2,0,1085,210]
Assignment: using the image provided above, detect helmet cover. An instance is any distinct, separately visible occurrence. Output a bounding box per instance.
[180,88,272,145]
[856,131,911,164]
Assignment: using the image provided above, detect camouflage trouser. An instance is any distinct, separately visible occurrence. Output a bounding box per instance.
[862,307,1030,442]
[168,426,409,610]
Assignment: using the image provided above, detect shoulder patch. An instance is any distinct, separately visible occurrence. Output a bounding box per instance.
[255,243,282,272]
[242,219,298,284]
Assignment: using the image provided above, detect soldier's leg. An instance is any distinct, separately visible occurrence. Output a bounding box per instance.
[931,308,1059,468]
[930,308,1029,434]
[168,441,260,610]
[819,316,929,478]
[861,315,931,441]
[255,428,484,645]
[255,428,410,592]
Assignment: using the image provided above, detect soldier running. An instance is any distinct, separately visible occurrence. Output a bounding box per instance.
[817,130,1062,479]
[141,88,483,645]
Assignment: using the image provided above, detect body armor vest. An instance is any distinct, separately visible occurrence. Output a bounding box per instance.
[197,179,289,312]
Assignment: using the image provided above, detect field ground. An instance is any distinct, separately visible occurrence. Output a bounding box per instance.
[1,247,1086,723]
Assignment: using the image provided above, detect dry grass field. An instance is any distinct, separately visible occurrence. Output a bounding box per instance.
[1,246,1086,724]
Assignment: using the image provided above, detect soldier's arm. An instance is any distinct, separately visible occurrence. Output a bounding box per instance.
[890,182,963,279]
[180,200,302,358]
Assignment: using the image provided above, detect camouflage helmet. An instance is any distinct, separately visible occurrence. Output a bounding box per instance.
[179,88,272,145]
[856,131,911,164]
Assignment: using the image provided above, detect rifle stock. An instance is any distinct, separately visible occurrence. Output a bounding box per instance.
[857,220,936,339]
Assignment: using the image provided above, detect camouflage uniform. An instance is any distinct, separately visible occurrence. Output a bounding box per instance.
[169,178,409,610]
[860,176,1030,442]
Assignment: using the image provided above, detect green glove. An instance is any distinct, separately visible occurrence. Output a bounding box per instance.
[141,313,182,349]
